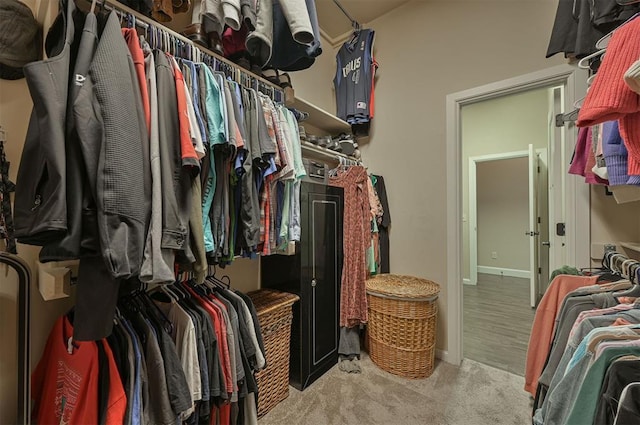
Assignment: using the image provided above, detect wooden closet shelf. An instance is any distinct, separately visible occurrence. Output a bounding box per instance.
[290,97,351,135]
[620,242,640,253]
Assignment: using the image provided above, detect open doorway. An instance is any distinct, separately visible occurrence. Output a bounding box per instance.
[464,152,543,375]
[468,148,550,307]
[460,87,555,376]
[446,64,590,370]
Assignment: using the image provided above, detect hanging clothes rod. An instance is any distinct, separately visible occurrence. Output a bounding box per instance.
[300,141,361,165]
[332,0,360,29]
[80,0,284,97]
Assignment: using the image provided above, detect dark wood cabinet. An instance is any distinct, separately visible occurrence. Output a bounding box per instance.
[261,181,343,390]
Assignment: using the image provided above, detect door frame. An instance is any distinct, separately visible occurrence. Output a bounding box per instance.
[468,150,531,286]
[445,64,590,366]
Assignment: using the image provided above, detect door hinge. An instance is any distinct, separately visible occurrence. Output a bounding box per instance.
[537,217,541,224]
[537,166,540,173]
[538,267,542,274]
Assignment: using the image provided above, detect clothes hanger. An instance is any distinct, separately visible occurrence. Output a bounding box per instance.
[140,290,174,334]
[587,332,640,354]
[622,259,637,279]
[596,12,640,49]
[206,264,231,289]
[630,263,640,284]
[612,260,640,298]
[578,49,606,70]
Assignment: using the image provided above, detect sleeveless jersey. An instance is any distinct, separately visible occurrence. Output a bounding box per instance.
[334,29,375,123]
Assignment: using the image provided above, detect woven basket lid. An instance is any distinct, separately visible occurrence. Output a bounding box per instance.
[366,274,440,300]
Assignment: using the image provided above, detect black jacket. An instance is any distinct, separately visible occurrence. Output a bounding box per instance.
[14,0,77,245]
[75,11,150,279]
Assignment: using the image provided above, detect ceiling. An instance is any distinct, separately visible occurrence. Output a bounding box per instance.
[316,0,410,44]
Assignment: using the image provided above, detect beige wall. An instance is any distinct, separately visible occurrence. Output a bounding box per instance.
[590,186,640,261]
[291,0,565,352]
[290,34,337,114]
[476,157,530,270]
[462,87,550,279]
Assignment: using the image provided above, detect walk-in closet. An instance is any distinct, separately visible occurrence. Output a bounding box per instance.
[4,0,640,424]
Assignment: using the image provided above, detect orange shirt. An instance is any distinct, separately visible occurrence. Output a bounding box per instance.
[32,316,100,424]
[168,55,200,171]
[122,29,150,133]
[524,274,598,396]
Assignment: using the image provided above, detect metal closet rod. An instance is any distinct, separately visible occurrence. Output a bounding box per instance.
[300,141,361,165]
[332,0,360,28]
[81,0,284,94]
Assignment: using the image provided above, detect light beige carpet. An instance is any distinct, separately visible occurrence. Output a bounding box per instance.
[258,354,531,425]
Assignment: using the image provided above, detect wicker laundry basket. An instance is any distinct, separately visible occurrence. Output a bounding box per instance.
[366,274,440,379]
[248,289,299,418]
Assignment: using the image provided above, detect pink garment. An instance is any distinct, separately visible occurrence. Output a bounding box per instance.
[222,24,248,58]
[584,129,609,185]
[594,338,640,362]
[568,304,635,341]
[330,166,371,327]
[596,123,605,157]
[569,127,589,177]
[524,274,599,396]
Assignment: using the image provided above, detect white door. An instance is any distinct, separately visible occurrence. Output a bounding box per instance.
[528,144,539,308]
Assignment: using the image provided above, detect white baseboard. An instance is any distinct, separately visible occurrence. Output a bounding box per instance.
[463,278,473,285]
[477,266,531,279]
[435,349,457,365]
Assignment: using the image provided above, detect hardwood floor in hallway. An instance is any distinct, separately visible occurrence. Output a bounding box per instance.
[463,273,536,376]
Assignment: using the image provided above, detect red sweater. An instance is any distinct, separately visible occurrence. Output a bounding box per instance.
[577,17,640,174]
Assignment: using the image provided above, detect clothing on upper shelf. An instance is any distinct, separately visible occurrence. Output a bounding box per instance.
[577,15,640,176]
[602,120,640,186]
[334,29,377,126]
[13,3,307,342]
[32,281,266,425]
[546,0,640,59]
[569,126,609,185]
[266,0,322,71]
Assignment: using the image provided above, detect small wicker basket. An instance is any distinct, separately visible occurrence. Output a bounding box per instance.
[248,289,299,418]
[366,274,440,379]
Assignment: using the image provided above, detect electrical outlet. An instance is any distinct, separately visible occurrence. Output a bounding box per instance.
[604,244,616,254]
[491,251,498,259]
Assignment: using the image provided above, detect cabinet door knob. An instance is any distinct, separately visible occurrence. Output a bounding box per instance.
[311,279,317,287]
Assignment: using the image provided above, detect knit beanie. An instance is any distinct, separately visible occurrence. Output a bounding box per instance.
[602,120,640,185]
[578,17,640,175]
